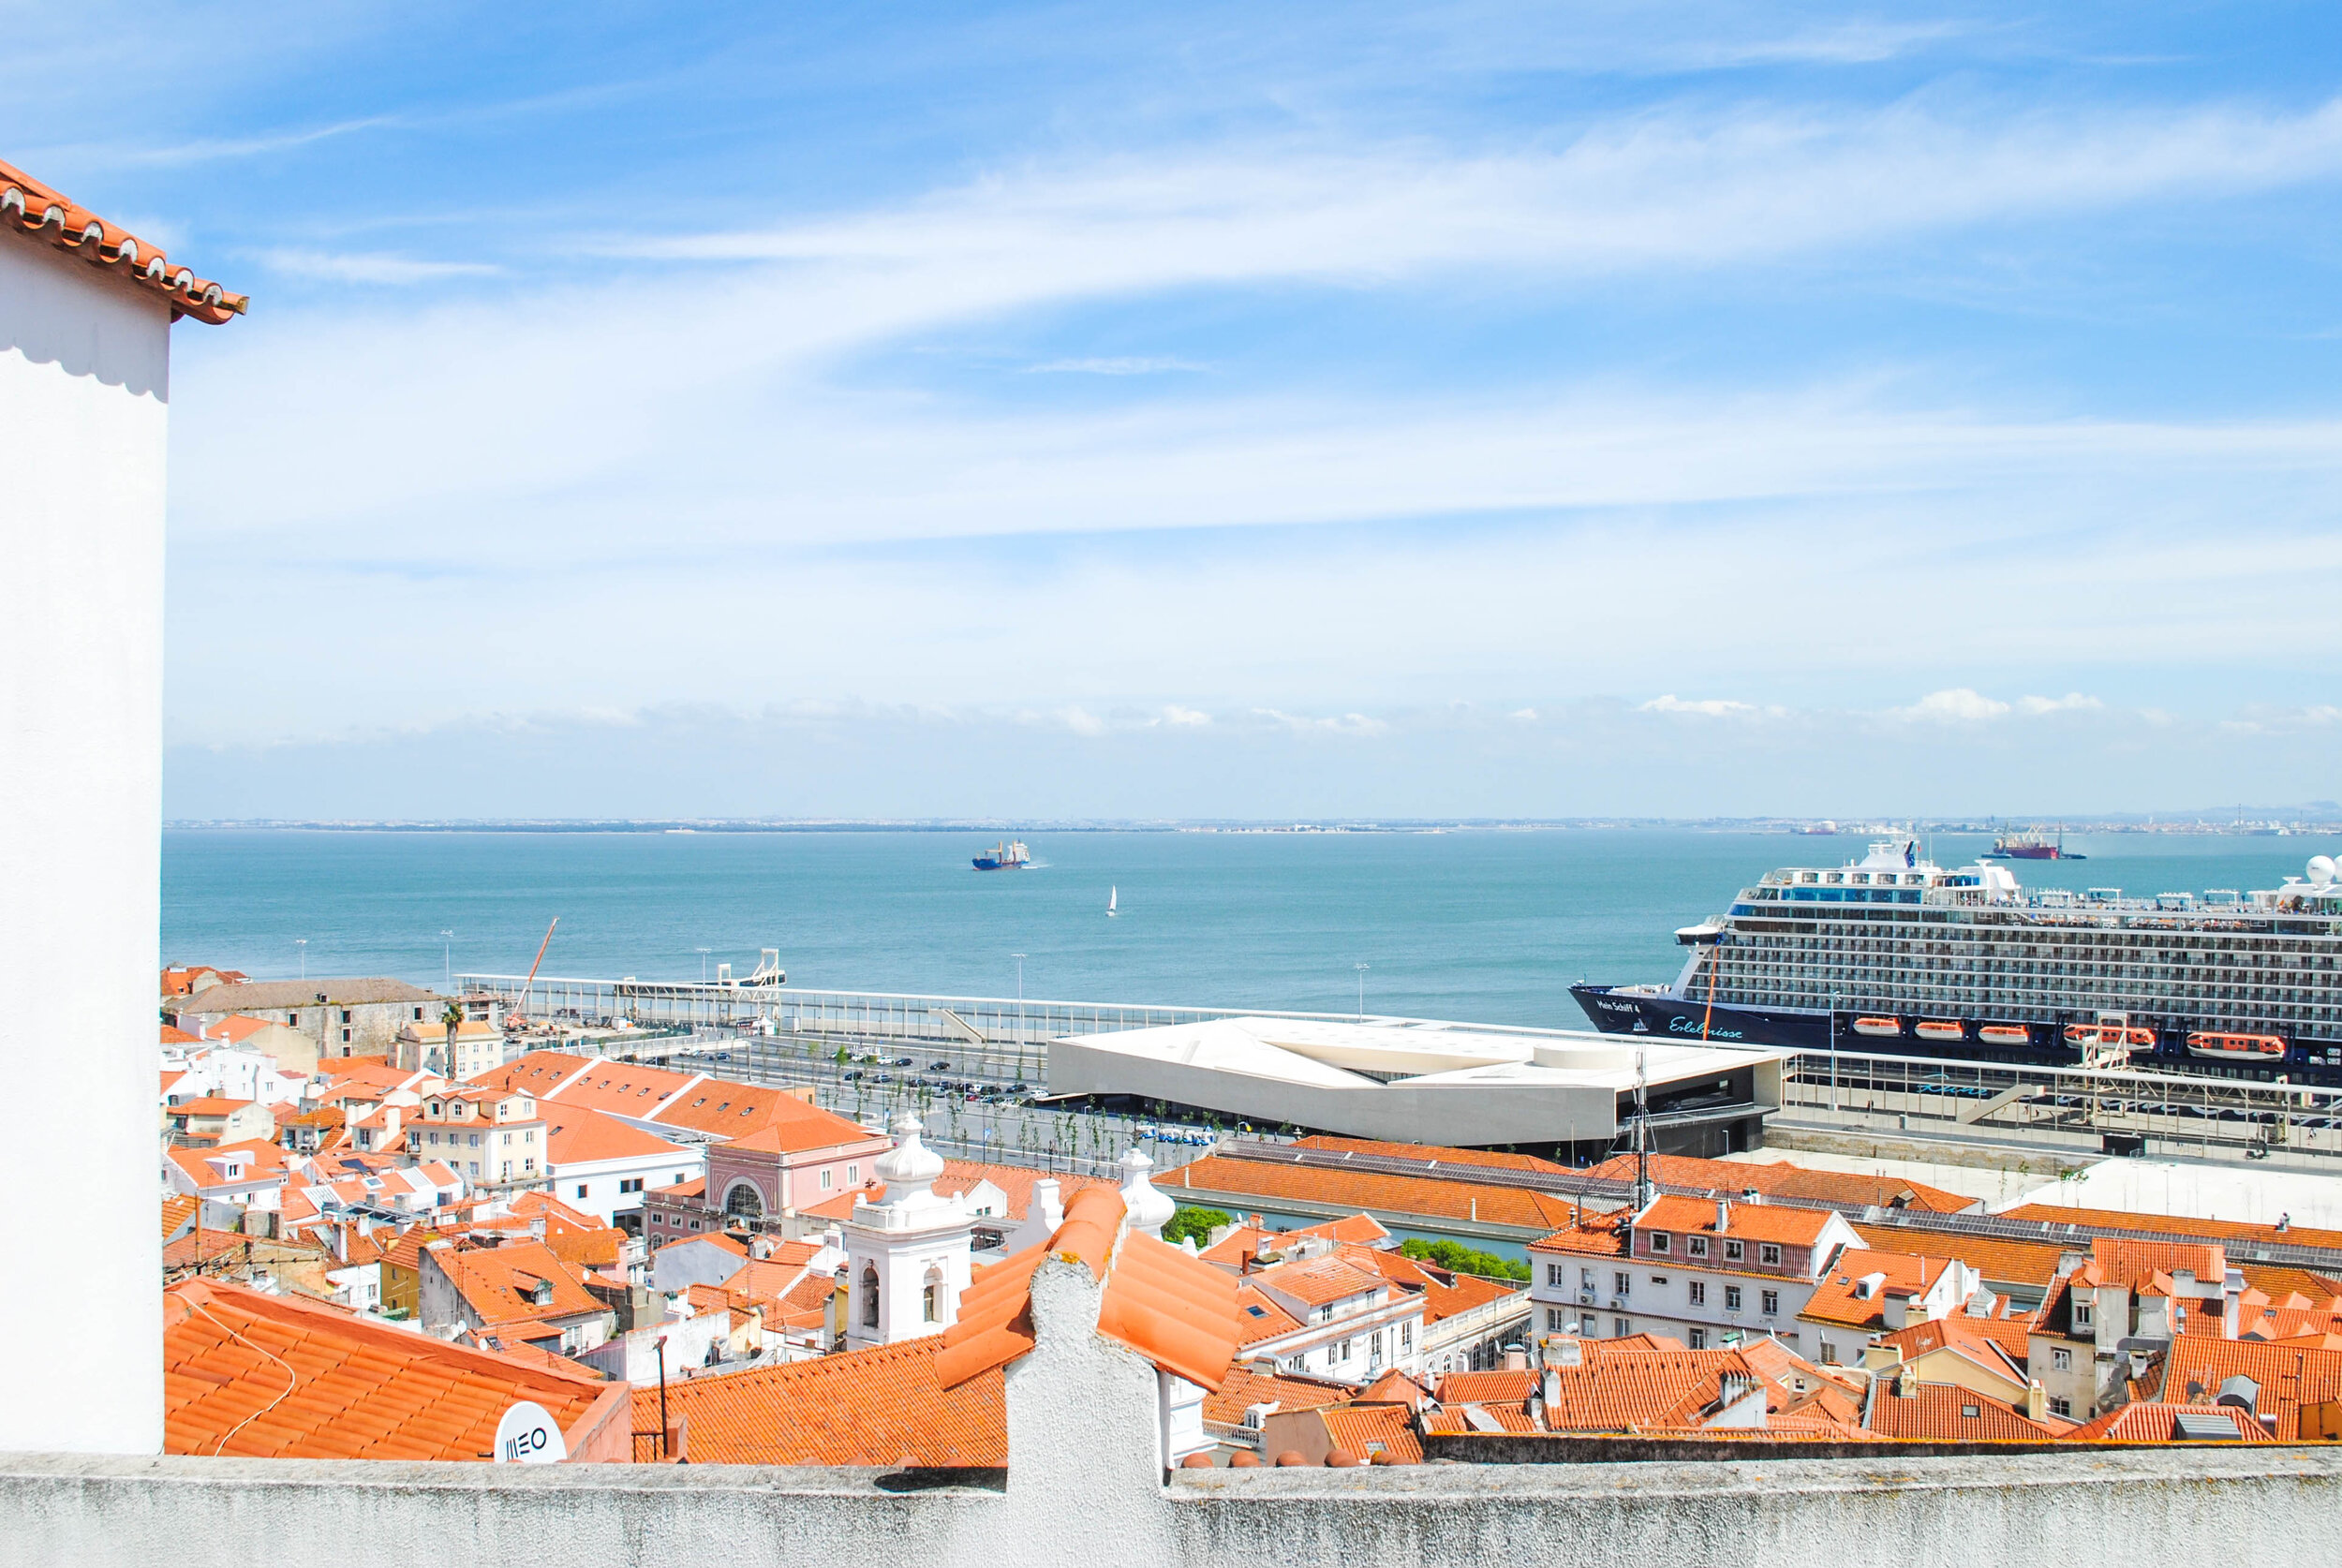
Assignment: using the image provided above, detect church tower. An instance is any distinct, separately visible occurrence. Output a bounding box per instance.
[840,1112,975,1350]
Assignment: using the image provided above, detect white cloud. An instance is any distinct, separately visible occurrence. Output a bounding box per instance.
[2017,692,2105,715]
[1158,705,1212,727]
[1895,688,2011,721]
[1509,707,1538,722]
[1252,708,1390,737]
[1024,357,1205,376]
[1640,695,1761,718]
[254,248,502,286]
[1057,705,1107,736]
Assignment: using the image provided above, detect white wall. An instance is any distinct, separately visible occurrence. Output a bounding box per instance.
[555,1146,705,1226]
[0,233,172,1455]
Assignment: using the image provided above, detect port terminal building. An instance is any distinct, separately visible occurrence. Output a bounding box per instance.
[1044,1015,1781,1160]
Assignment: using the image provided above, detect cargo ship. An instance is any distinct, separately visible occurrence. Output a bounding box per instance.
[1570,842,2342,1085]
[1986,827,2083,861]
[972,838,1030,871]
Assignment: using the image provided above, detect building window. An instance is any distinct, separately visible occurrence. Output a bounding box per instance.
[1760,1290,1779,1316]
[341,1010,353,1024]
[821,1169,834,1190]
[2053,1348,2072,1370]
[1612,1317,1630,1337]
[1723,1240,1744,1262]
[2074,1303,2093,1328]
[848,1164,858,1183]
[1689,1328,1707,1349]
[1725,1286,1742,1312]
[924,1269,943,1324]
[575,1185,589,1200]
[1613,1272,1630,1297]
[1547,1308,1565,1331]
[1580,1267,1594,1289]
[1401,1321,1412,1350]
[1547,1264,1565,1287]
[861,1265,880,1329]
[1650,1232,1670,1253]
[1818,1339,1836,1365]
[1688,1281,1705,1306]
[1759,1244,1781,1266]
[725,1182,763,1218]
[1688,1237,1709,1257]
[342,1028,351,1043]
[2049,1397,2071,1417]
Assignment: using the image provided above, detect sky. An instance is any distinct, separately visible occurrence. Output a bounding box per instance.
[13,1,2342,820]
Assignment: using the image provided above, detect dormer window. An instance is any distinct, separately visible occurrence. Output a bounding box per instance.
[2074,1302,2093,1327]
[1759,1244,1781,1266]
[1688,1237,1709,1258]
[1724,1240,1744,1262]
[1650,1232,1670,1253]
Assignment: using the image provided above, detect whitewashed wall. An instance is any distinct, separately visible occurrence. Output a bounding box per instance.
[0,233,172,1454]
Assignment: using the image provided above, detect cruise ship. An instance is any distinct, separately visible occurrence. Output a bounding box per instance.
[1571,841,2342,1084]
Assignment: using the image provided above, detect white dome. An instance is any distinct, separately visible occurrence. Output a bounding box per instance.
[1118,1146,1178,1239]
[2308,854,2337,888]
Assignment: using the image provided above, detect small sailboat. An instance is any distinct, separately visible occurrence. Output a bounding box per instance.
[1106,885,1119,918]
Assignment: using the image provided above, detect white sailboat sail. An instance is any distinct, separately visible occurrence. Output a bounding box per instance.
[1107,885,1118,917]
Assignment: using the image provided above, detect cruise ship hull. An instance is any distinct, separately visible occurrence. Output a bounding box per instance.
[1570,984,2342,1084]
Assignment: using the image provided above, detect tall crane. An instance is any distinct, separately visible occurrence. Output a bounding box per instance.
[509,917,558,1031]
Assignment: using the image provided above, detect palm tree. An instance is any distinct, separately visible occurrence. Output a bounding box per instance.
[436,999,464,1075]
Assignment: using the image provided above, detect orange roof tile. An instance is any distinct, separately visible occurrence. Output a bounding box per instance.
[1529,1214,1631,1259]
[937,1189,1246,1393]
[2001,1203,2342,1256]
[1873,1315,2030,1387]
[1201,1366,1356,1427]
[1233,1283,1307,1345]
[1799,1250,1953,1332]
[1534,1347,1768,1433]
[1637,1193,1841,1247]
[1866,1382,2059,1442]
[431,1240,605,1329]
[1252,1255,1386,1309]
[1296,1213,1394,1246]
[164,1280,619,1460]
[1160,1154,1579,1232]
[1320,1402,1423,1463]
[1436,1368,1537,1404]
[161,1194,198,1238]
[161,1024,200,1045]
[2158,1335,2342,1440]
[2062,1402,2275,1443]
[630,1335,1004,1466]
[1584,1153,1976,1214]
[1852,1224,2069,1292]
[544,1104,687,1165]
[1290,1135,1569,1175]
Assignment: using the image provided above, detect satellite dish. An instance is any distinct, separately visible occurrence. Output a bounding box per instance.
[2308,855,2336,887]
[494,1399,567,1464]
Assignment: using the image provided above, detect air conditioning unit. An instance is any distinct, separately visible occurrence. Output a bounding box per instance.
[1578,1290,1596,1306]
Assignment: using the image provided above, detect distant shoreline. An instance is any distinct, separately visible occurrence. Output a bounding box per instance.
[165,815,2342,836]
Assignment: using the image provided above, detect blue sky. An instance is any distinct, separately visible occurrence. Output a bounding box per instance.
[16,2,2342,819]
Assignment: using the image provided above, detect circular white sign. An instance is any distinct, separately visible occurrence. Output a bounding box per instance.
[494,1400,568,1464]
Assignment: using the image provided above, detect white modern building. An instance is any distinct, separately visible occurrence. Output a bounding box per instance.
[1048,1016,1782,1154]
[2,157,242,1454]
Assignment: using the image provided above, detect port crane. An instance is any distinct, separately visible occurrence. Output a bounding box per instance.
[505,917,558,1030]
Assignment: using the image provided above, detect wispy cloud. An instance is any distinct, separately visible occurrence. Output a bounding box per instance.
[1894,688,2012,721]
[1640,694,1777,718]
[1024,356,1206,376]
[2018,692,2105,715]
[254,248,502,285]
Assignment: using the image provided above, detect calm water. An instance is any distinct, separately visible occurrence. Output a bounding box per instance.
[161,829,2340,1028]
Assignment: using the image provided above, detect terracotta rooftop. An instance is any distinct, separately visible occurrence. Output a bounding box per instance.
[164,1280,621,1459]
[937,1189,1247,1393]
[1320,1401,1423,1463]
[544,1104,689,1165]
[1800,1250,1954,1332]
[2062,1401,2275,1443]
[1851,1223,2069,1292]
[1161,1153,1579,1233]
[1528,1214,1631,1260]
[1866,1381,2060,1442]
[160,1194,198,1239]
[1536,1346,1769,1433]
[2001,1203,2342,1255]
[173,978,437,1012]
[1583,1153,1976,1214]
[1233,1284,1307,1345]
[1201,1366,1356,1429]
[1251,1254,1388,1309]
[1637,1192,1842,1247]
[431,1239,604,1330]
[629,1334,1005,1466]
[2157,1335,2342,1441]
[1290,1135,1570,1175]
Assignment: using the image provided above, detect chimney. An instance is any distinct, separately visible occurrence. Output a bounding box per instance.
[1741,1188,1762,1206]
[1896,1371,1918,1399]
[2025,1379,2046,1422]
[1714,1199,1730,1234]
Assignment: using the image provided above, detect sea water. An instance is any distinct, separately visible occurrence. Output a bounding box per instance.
[161,829,2337,1028]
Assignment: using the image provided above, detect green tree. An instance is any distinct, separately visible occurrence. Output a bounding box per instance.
[1399,1237,1531,1282]
[1162,1206,1233,1248]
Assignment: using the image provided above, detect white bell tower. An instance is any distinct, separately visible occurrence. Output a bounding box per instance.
[1118,1146,1177,1240]
[841,1112,975,1350]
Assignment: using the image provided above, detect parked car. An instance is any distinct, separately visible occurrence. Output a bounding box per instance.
[930,1059,953,1072]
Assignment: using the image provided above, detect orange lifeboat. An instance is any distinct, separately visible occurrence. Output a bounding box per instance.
[1978,1024,2030,1045]
[2186,1031,2286,1059]
[2063,1023,2156,1049]
[1851,1016,1902,1038]
[1913,1020,1964,1043]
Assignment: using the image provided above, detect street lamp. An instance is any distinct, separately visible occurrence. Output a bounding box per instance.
[696,947,712,984]
[294,938,307,982]
[1354,963,1370,1023]
[441,930,454,991]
